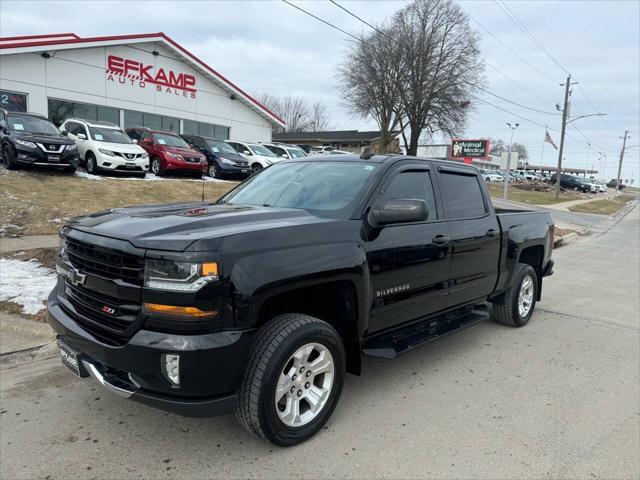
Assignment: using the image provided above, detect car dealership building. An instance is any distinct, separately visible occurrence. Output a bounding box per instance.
[0,32,284,141]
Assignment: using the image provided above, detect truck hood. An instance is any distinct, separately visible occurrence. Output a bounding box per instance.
[95,142,146,154]
[66,202,331,251]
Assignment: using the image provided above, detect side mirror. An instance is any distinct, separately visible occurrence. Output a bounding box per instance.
[132,139,138,144]
[368,199,428,227]
[280,154,288,158]
[243,150,251,155]
[142,137,152,144]
[77,133,86,140]
[60,129,68,136]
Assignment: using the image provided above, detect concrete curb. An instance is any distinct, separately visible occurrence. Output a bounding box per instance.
[553,232,578,247]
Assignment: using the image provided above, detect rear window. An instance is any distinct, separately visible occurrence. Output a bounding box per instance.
[439,172,487,219]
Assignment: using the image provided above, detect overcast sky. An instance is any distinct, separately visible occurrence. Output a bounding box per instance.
[2,0,639,180]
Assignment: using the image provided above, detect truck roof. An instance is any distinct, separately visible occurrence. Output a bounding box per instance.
[299,153,480,171]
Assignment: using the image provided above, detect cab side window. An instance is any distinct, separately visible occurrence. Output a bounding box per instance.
[439,172,487,220]
[381,170,437,221]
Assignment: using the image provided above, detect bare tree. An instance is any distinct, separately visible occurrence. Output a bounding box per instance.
[338,29,405,153]
[309,101,330,132]
[392,0,483,155]
[256,94,330,133]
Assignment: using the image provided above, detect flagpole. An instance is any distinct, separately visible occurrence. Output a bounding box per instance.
[539,124,546,171]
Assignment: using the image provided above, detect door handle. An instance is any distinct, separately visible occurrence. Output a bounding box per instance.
[486,229,498,237]
[432,235,450,245]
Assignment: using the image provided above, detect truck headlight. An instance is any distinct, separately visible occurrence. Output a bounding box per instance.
[66,144,77,152]
[167,152,183,160]
[99,148,116,156]
[144,259,218,292]
[220,157,234,165]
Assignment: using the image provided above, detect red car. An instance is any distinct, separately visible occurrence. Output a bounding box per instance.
[125,127,206,176]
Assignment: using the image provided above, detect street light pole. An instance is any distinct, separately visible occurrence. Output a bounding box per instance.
[503,122,519,200]
[555,74,576,199]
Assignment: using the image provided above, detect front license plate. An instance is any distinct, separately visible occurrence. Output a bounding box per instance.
[125,163,135,169]
[59,341,82,377]
[241,169,249,173]
[48,155,61,162]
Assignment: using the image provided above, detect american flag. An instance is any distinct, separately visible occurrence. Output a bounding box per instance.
[545,130,558,150]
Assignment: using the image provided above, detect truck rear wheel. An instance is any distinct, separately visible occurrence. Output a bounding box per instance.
[492,263,538,327]
[236,313,345,446]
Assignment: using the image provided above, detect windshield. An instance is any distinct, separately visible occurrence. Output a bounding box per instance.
[88,127,132,144]
[207,140,238,155]
[153,133,190,148]
[220,161,379,218]
[7,114,60,135]
[286,147,306,158]
[248,144,277,157]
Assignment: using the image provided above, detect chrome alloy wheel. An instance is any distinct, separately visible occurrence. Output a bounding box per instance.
[274,342,334,428]
[518,275,534,317]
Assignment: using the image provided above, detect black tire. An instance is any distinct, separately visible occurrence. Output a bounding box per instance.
[251,163,263,175]
[86,153,99,175]
[492,263,538,327]
[151,157,164,176]
[2,144,19,170]
[208,163,220,178]
[236,314,345,447]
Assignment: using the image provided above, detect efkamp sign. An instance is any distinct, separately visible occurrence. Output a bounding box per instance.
[450,139,489,160]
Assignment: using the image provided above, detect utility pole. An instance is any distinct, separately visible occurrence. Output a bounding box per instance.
[503,122,519,200]
[616,130,629,190]
[555,74,578,199]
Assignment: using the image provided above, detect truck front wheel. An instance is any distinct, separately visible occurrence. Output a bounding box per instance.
[492,263,538,327]
[236,314,345,446]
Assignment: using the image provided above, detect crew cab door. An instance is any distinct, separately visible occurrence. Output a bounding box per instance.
[367,162,452,334]
[435,166,501,307]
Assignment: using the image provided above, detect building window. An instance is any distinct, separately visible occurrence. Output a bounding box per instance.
[48,98,118,126]
[0,90,27,112]
[183,119,229,140]
[123,110,179,133]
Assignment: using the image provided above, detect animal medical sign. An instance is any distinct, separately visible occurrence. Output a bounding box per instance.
[106,55,196,99]
[450,139,489,159]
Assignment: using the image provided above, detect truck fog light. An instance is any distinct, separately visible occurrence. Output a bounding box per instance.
[162,353,180,386]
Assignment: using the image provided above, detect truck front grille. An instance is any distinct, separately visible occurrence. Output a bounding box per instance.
[66,238,144,286]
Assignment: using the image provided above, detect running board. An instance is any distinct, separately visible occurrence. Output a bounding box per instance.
[362,306,490,359]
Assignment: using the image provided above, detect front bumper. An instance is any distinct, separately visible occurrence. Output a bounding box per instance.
[47,287,253,417]
[218,162,251,178]
[15,145,79,168]
[96,152,149,173]
[164,156,207,173]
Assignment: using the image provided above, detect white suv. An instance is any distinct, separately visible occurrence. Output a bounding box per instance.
[61,119,149,177]
[225,140,283,174]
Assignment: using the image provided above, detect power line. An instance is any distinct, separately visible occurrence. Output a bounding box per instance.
[329,0,385,38]
[485,62,557,109]
[469,16,558,83]
[475,86,561,115]
[494,0,569,75]
[281,0,361,41]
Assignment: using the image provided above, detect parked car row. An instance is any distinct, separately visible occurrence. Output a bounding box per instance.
[479,167,610,194]
[0,109,314,180]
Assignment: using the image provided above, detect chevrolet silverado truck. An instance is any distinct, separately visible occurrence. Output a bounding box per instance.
[48,154,554,446]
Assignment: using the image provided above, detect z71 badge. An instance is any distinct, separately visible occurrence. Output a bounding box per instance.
[376,284,410,298]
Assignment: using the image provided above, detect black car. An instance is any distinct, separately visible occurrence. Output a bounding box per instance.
[607,179,625,189]
[181,134,251,179]
[0,109,79,172]
[49,155,554,446]
[550,173,590,192]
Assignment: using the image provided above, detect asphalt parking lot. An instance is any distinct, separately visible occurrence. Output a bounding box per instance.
[1,206,639,479]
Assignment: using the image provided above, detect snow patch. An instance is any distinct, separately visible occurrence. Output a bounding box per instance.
[0,258,57,315]
[74,171,103,181]
[73,170,233,183]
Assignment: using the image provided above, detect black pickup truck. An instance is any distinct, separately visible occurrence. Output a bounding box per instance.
[48,154,554,446]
